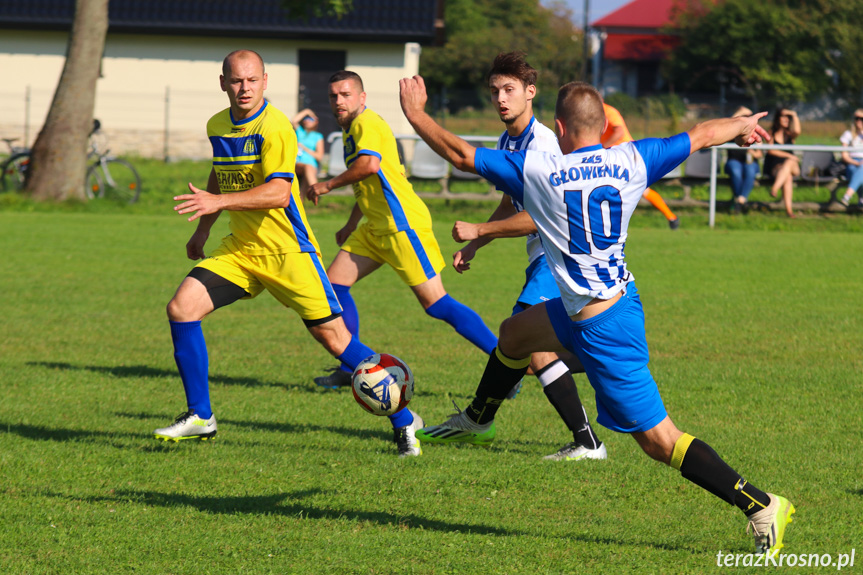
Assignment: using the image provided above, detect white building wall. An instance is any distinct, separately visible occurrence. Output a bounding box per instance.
[0,30,419,160]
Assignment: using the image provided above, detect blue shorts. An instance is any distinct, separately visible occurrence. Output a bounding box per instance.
[511,256,560,315]
[545,283,667,433]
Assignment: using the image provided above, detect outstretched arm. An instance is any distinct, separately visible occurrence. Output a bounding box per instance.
[452,195,536,273]
[687,112,771,154]
[400,75,477,173]
[174,175,291,222]
[453,195,535,244]
[307,154,379,205]
[463,210,537,240]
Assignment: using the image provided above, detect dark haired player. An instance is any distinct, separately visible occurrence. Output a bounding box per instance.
[400,75,794,555]
[307,70,498,389]
[440,52,605,461]
[156,51,423,457]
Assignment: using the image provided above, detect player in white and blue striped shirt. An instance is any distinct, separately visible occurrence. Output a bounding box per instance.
[444,52,605,462]
[400,76,795,556]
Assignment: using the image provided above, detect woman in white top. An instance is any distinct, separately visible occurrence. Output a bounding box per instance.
[838,109,863,207]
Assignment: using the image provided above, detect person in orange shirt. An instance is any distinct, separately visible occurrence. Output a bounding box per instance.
[601,103,680,229]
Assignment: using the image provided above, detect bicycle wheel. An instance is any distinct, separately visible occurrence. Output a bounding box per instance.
[1,152,31,192]
[85,164,105,199]
[92,158,141,203]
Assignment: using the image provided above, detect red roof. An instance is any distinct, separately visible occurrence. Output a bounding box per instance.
[603,33,678,61]
[592,0,676,30]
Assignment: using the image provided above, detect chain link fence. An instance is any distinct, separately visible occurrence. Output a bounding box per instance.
[2,85,858,163]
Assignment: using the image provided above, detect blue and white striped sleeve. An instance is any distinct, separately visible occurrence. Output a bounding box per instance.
[632,133,692,188]
[474,148,526,205]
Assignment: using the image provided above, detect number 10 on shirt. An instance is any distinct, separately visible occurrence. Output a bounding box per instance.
[565,186,623,254]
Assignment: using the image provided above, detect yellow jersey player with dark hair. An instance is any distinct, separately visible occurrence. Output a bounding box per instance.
[155,51,425,457]
[307,70,497,389]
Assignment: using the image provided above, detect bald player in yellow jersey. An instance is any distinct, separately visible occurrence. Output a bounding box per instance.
[601,103,680,230]
[154,52,425,457]
[308,71,497,388]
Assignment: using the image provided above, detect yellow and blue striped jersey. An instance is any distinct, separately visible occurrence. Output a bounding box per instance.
[343,108,432,234]
[207,100,320,255]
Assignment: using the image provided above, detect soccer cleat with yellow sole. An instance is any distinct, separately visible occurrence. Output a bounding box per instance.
[154,410,217,442]
[416,402,496,446]
[747,493,795,555]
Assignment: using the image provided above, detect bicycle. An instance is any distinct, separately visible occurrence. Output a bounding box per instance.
[0,137,30,192]
[84,120,142,204]
[0,121,142,203]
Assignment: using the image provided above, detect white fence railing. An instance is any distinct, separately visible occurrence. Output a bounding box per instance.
[707,144,863,228]
[326,133,863,226]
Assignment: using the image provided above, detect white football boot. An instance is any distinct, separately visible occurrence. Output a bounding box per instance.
[154,410,217,442]
[747,493,795,555]
[542,441,607,461]
[393,409,423,457]
[416,402,496,446]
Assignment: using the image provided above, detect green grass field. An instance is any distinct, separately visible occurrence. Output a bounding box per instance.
[1,162,862,574]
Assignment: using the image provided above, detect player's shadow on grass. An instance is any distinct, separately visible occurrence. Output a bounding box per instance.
[27,361,309,391]
[0,418,343,450]
[116,411,393,443]
[54,488,694,550]
[0,419,236,450]
[69,488,518,536]
[0,421,142,448]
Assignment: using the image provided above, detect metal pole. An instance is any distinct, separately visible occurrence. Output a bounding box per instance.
[582,0,591,81]
[163,85,170,163]
[24,85,31,146]
[441,86,447,129]
[709,148,718,228]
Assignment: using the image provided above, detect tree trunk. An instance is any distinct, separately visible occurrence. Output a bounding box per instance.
[26,0,109,201]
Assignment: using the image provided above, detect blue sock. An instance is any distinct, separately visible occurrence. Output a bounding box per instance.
[336,335,375,373]
[170,320,211,419]
[337,336,409,430]
[332,284,359,335]
[426,294,497,354]
[333,284,360,373]
[388,407,414,429]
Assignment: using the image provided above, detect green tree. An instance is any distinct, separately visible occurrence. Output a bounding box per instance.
[26,0,108,201]
[420,0,583,112]
[816,0,863,106]
[282,0,354,18]
[666,0,863,108]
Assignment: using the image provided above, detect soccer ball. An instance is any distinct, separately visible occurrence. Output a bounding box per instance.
[351,353,414,416]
